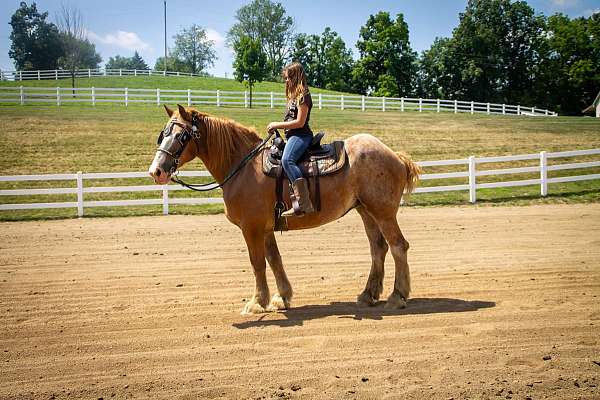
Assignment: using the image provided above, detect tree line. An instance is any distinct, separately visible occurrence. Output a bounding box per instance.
[8,0,600,115]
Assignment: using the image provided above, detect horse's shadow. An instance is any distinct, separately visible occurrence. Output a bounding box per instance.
[232,297,495,329]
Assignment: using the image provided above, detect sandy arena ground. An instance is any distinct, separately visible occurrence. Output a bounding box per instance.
[1,204,599,399]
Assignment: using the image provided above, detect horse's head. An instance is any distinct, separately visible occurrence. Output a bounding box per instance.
[149,104,203,185]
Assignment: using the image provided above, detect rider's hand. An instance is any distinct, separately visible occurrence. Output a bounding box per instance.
[267,122,279,133]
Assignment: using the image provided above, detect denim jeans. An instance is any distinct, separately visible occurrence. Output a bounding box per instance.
[282,134,312,182]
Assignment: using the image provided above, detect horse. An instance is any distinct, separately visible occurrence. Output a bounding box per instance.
[149,105,420,315]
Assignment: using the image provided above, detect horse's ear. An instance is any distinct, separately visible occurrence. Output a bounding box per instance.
[164,105,174,117]
[177,104,191,121]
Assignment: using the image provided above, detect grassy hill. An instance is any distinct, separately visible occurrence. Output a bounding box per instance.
[0,74,345,94]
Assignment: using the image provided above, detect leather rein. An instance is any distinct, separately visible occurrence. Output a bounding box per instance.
[156,115,275,192]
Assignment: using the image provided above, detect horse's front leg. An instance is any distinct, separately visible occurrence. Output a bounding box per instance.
[264,232,293,311]
[241,227,270,315]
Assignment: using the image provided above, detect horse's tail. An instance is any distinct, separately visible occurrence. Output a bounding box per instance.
[396,152,421,194]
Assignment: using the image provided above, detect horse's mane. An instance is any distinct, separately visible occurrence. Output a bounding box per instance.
[201,114,261,170]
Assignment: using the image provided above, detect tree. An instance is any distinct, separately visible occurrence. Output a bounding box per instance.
[228,0,294,79]
[353,12,417,97]
[9,1,63,70]
[106,51,148,70]
[172,24,217,75]
[153,56,190,73]
[56,4,101,90]
[233,35,268,107]
[291,28,354,92]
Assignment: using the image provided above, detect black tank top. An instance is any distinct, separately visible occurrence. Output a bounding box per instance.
[283,91,313,138]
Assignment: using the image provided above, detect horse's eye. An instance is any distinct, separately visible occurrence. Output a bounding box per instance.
[180,132,190,142]
[157,131,164,145]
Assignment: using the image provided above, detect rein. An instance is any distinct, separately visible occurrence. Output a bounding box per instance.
[168,126,276,192]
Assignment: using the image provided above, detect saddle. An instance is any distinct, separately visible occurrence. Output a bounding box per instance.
[262,132,347,232]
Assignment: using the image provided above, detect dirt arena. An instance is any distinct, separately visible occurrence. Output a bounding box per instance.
[1,204,599,399]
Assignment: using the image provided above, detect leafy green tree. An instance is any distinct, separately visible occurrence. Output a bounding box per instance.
[233,35,268,107]
[416,37,460,99]
[291,28,354,92]
[153,56,191,73]
[537,12,600,115]
[353,12,417,97]
[9,1,63,70]
[228,0,294,79]
[106,51,148,70]
[172,24,217,75]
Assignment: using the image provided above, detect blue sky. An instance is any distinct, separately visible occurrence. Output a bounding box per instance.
[1,0,599,77]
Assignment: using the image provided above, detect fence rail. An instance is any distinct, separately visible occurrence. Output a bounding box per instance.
[1,148,598,216]
[0,86,557,116]
[0,68,206,81]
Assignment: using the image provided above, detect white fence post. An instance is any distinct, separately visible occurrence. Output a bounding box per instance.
[454,100,458,114]
[540,151,548,197]
[531,106,535,115]
[487,103,490,114]
[37,70,40,80]
[156,88,160,105]
[419,98,422,112]
[55,70,58,80]
[187,89,191,106]
[437,99,440,113]
[92,87,96,106]
[361,95,365,111]
[244,91,248,108]
[468,156,477,204]
[162,186,169,215]
[470,101,474,114]
[318,93,322,110]
[124,87,128,107]
[401,97,405,112]
[216,90,221,107]
[77,171,84,217]
[341,95,344,110]
[502,104,506,115]
[19,86,24,105]
[517,105,521,115]
[56,87,61,106]
[88,68,91,78]
[382,96,386,112]
[134,69,137,76]
[119,69,122,77]
[19,71,22,81]
[270,92,274,108]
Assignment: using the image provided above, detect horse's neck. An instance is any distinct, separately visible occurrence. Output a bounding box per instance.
[197,130,260,183]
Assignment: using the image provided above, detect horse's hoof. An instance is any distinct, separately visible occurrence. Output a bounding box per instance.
[241,299,267,315]
[267,294,290,311]
[384,293,407,310]
[357,291,378,307]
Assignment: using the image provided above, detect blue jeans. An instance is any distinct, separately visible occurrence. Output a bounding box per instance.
[282,134,312,182]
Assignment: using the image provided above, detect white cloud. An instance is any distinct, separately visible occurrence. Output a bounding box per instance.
[87,30,151,52]
[205,28,226,48]
[583,8,600,16]
[550,0,580,8]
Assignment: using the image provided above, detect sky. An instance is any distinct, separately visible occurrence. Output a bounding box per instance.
[1,0,599,78]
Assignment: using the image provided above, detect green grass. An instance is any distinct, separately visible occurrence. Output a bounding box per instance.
[0,74,344,95]
[0,103,599,221]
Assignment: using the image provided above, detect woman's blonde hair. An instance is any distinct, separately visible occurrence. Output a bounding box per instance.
[283,62,308,102]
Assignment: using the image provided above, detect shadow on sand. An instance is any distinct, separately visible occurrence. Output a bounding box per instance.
[233,297,496,329]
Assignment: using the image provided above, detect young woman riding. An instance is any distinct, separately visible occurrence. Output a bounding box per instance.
[266,62,315,217]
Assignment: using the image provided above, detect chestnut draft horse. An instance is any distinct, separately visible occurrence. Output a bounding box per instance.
[149,105,420,315]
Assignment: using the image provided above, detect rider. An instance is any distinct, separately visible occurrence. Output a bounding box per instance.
[267,62,315,217]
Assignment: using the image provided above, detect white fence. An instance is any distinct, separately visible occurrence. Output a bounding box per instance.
[0,86,557,116]
[0,68,206,81]
[1,148,598,216]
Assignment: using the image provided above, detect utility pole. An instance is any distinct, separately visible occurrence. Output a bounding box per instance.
[164,0,167,72]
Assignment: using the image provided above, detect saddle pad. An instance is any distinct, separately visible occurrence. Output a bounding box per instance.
[262,140,347,178]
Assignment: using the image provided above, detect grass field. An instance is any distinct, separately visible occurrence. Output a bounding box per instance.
[0,75,344,95]
[1,102,599,220]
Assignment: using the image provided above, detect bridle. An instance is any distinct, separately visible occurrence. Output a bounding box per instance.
[155,114,276,192]
[156,115,200,175]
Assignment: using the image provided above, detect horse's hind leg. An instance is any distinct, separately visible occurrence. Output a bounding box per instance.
[264,232,293,310]
[376,216,411,309]
[356,207,388,306]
